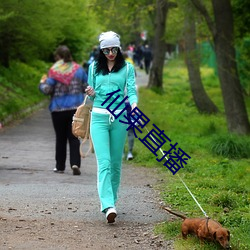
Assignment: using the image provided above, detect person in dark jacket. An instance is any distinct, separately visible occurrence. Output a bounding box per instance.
[143,44,152,74]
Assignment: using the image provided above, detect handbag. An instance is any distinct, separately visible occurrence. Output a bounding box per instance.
[72,95,93,158]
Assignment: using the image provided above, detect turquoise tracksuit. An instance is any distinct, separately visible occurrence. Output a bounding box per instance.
[88,62,137,212]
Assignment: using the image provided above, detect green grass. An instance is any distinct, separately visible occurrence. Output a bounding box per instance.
[0,60,50,123]
[129,58,250,250]
[210,134,250,159]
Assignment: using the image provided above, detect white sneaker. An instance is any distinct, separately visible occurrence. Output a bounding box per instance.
[127,152,133,160]
[105,207,117,223]
[53,168,64,173]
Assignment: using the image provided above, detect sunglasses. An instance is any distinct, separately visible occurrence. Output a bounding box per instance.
[102,47,119,55]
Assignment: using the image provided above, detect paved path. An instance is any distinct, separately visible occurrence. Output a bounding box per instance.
[0,107,164,224]
[135,68,149,88]
[0,71,173,249]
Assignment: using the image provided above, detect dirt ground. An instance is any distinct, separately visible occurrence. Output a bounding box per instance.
[0,78,174,249]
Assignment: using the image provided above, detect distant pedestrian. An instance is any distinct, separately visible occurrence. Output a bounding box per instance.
[123,51,137,160]
[124,96,138,160]
[143,44,152,74]
[87,46,99,70]
[134,45,144,69]
[39,45,88,175]
[85,31,138,223]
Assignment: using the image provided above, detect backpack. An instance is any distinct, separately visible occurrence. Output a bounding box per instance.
[72,95,93,158]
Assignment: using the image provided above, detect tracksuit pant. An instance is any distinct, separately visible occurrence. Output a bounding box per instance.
[90,111,127,212]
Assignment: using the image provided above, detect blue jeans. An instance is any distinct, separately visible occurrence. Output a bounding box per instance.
[90,111,127,212]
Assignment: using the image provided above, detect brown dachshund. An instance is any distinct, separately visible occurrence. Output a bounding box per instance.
[162,207,231,249]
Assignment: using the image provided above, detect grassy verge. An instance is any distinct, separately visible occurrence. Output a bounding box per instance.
[0,60,50,125]
[129,58,250,250]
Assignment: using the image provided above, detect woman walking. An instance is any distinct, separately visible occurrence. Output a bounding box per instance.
[85,31,138,223]
[39,45,88,175]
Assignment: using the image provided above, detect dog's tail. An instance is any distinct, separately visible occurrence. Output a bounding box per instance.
[162,206,187,220]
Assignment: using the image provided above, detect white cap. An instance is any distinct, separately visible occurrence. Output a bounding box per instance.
[99,31,121,49]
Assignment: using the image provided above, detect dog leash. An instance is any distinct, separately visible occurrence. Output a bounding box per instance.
[177,175,209,218]
[142,123,209,218]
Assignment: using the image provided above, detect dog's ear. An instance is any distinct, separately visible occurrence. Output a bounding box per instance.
[213,231,217,240]
[227,230,230,240]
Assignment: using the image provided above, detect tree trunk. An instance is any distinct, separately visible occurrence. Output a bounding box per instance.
[184,4,218,114]
[212,0,250,134]
[147,0,168,89]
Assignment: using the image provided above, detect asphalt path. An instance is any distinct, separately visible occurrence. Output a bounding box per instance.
[0,106,166,223]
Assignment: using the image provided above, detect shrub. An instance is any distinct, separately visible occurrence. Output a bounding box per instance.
[210,134,250,159]
[210,191,237,209]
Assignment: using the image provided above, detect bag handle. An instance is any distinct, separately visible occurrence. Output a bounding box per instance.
[83,94,88,105]
[79,137,93,158]
[79,110,93,158]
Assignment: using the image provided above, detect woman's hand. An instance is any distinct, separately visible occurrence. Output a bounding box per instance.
[131,103,137,115]
[131,103,137,111]
[85,86,96,97]
[40,74,47,83]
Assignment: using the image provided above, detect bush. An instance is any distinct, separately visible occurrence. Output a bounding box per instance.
[210,134,250,159]
[210,191,237,209]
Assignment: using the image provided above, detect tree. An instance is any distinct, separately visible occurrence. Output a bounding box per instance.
[148,0,177,89]
[191,0,250,134]
[91,0,155,47]
[0,0,98,66]
[184,1,218,114]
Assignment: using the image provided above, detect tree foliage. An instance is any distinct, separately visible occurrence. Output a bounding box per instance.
[232,0,250,39]
[91,0,155,46]
[164,2,184,44]
[0,0,99,67]
[232,0,250,95]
